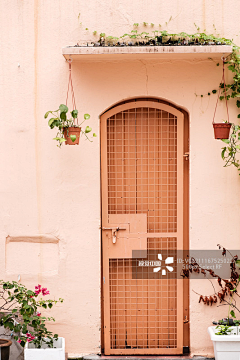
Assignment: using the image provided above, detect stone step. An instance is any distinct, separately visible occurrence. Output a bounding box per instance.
[82,355,214,360]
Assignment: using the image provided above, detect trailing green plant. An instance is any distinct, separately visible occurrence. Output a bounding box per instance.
[89,24,240,173]
[215,325,233,335]
[221,124,240,173]
[182,245,240,327]
[0,281,63,348]
[44,104,96,147]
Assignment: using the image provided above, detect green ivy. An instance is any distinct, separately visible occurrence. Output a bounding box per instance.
[98,25,240,174]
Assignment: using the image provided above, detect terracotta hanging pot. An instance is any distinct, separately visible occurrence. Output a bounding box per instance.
[213,123,231,140]
[212,58,231,140]
[63,127,81,145]
[0,339,12,360]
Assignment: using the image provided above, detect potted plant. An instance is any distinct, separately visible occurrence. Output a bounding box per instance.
[208,324,240,360]
[0,280,64,360]
[182,246,240,360]
[44,104,96,147]
[213,120,232,140]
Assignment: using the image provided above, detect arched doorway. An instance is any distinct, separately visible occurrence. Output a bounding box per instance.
[101,100,189,355]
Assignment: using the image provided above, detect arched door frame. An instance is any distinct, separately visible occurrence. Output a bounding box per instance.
[100,99,189,355]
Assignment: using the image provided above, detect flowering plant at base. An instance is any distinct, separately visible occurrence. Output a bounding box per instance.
[0,280,63,348]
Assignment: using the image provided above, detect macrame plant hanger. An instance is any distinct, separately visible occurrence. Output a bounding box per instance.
[66,58,78,125]
[212,57,231,140]
[63,58,81,145]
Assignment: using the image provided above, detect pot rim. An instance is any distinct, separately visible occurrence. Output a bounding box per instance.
[213,123,232,127]
[63,126,81,129]
[0,339,12,347]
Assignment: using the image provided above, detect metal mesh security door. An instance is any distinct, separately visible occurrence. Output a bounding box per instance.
[101,101,184,355]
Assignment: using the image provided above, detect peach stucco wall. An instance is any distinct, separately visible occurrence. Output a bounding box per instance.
[1,0,240,357]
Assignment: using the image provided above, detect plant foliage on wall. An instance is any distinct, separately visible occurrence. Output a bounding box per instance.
[77,21,240,173]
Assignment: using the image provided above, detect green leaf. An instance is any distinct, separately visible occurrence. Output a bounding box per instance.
[228,65,236,72]
[71,110,78,119]
[44,111,51,119]
[236,259,240,268]
[222,139,230,144]
[60,111,66,121]
[59,138,66,143]
[221,148,226,159]
[26,290,35,296]
[93,133,97,137]
[238,114,240,118]
[48,118,55,127]
[230,310,236,318]
[84,113,90,120]
[50,120,60,129]
[85,126,92,133]
[48,303,53,309]
[70,135,77,142]
[212,90,217,94]
[237,100,240,108]
[59,104,68,113]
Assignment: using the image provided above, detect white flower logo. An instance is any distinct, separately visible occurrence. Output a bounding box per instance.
[153,254,174,275]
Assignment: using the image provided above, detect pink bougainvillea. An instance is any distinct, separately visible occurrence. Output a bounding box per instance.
[26,333,35,342]
[34,284,50,296]
[42,287,50,296]
[35,284,42,295]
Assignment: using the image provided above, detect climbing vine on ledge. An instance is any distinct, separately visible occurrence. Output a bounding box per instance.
[86,25,240,116]
[80,23,240,173]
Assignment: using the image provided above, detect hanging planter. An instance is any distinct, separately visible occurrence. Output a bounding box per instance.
[213,122,231,140]
[63,127,81,145]
[212,58,231,140]
[44,59,96,148]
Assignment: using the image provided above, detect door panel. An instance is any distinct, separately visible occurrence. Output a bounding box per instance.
[101,101,185,355]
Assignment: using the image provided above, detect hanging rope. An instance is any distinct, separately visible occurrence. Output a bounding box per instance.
[66,59,78,125]
[212,57,230,124]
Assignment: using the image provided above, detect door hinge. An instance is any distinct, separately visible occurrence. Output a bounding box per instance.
[183,152,189,161]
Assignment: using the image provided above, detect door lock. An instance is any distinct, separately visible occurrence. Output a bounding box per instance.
[101,226,127,244]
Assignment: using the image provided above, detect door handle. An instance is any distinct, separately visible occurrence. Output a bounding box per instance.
[101,226,127,244]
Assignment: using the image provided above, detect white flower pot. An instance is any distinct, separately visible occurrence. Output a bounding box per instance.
[208,326,240,360]
[24,337,65,360]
